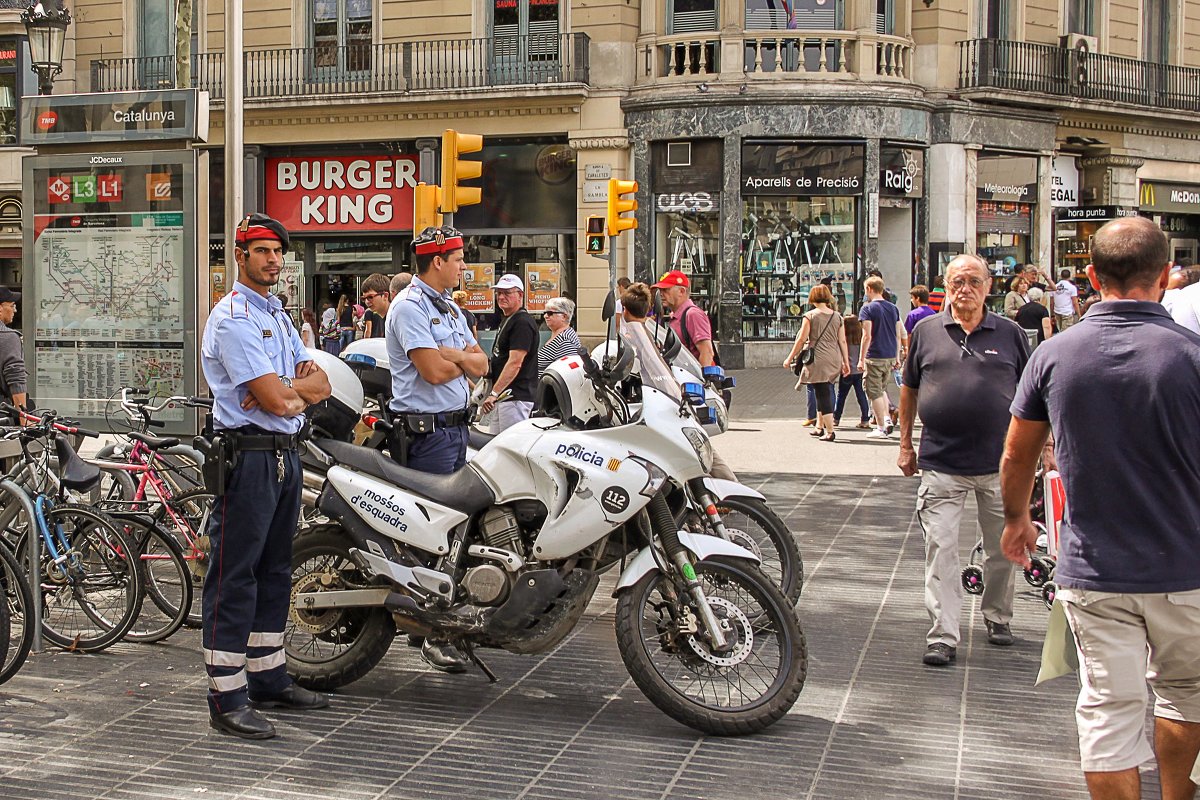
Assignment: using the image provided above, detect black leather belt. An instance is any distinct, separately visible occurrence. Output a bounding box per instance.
[226,428,304,451]
[392,409,469,435]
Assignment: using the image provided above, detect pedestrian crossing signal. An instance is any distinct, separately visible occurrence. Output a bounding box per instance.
[585,216,606,254]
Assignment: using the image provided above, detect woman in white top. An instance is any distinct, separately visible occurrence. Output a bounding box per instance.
[301,308,317,349]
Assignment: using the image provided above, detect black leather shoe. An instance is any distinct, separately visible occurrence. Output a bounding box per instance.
[210,704,276,739]
[421,639,469,673]
[249,684,330,710]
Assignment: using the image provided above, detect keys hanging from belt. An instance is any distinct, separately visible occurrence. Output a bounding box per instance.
[276,450,286,483]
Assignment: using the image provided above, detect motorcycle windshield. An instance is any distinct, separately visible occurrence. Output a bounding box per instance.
[623,321,682,404]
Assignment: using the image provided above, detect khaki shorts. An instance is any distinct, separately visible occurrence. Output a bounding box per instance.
[863,358,894,401]
[1058,587,1200,772]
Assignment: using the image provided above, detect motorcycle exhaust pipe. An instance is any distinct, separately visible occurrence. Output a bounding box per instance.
[301,470,325,509]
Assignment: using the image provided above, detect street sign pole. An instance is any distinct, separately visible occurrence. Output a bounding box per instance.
[223,0,243,284]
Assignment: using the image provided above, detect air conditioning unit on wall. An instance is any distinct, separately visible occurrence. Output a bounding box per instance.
[1059,34,1099,53]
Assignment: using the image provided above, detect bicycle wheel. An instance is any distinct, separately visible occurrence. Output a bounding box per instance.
[37,504,144,653]
[160,488,214,628]
[0,539,35,684]
[113,515,192,644]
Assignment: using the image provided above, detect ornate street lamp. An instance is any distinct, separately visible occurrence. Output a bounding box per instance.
[21,2,72,96]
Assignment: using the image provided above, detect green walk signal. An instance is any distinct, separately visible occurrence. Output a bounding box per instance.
[585,216,606,254]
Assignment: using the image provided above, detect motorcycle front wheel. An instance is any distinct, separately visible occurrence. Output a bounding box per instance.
[711,497,802,604]
[284,524,396,691]
[615,556,807,736]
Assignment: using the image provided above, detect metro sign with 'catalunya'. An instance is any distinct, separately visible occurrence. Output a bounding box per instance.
[265,156,420,232]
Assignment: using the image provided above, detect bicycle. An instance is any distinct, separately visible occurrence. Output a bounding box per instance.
[88,389,215,629]
[0,537,36,683]
[0,406,144,653]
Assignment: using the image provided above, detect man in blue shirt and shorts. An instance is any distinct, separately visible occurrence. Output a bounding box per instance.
[1003,215,1200,799]
[858,275,901,438]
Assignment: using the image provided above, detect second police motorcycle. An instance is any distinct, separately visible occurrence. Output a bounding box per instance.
[289,312,807,735]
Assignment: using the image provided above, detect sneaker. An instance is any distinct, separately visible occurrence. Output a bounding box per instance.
[985,620,1015,646]
[923,643,957,666]
[866,428,891,439]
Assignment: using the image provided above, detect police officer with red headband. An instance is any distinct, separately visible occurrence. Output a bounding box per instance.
[199,213,332,739]
[385,224,488,672]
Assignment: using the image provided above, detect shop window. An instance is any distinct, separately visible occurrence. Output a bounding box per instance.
[655,194,719,313]
[462,233,576,331]
[740,196,857,341]
[311,0,373,74]
[977,201,1033,312]
[1066,0,1094,37]
[0,41,18,145]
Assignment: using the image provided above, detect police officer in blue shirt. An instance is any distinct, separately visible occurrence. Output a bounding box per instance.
[200,213,332,739]
[386,225,488,672]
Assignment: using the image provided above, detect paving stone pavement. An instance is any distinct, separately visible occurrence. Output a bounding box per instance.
[0,473,1162,800]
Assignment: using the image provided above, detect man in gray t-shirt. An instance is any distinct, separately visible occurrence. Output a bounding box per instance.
[1002,217,1200,797]
[898,255,1029,667]
[0,286,27,413]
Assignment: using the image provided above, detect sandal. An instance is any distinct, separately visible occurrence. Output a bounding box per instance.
[820,431,837,442]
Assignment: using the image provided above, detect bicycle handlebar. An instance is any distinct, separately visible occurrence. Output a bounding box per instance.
[1,403,100,439]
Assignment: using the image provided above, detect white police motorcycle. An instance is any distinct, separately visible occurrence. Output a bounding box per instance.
[330,325,803,603]
[289,320,807,735]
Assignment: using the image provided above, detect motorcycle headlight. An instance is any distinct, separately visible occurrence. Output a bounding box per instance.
[683,426,714,473]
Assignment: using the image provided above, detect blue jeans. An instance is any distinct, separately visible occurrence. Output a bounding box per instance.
[835,374,869,422]
[321,337,341,357]
[339,329,356,350]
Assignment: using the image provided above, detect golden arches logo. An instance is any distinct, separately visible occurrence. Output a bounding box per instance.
[1140,182,1156,207]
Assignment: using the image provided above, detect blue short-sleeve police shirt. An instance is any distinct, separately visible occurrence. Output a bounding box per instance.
[202,281,309,433]
[386,275,477,414]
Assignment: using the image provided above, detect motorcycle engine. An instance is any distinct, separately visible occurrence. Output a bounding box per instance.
[462,506,525,606]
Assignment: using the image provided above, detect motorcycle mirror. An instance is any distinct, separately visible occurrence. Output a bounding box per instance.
[601,290,616,322]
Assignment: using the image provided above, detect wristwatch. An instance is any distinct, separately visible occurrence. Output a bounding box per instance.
[280,376,293,388]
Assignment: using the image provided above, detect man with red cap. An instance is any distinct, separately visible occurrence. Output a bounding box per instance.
[654,269,715,367]
[200,212,333,738]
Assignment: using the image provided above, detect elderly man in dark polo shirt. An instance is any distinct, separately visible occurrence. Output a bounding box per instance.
[898,254,1030,667]
[1001,216,1200,800]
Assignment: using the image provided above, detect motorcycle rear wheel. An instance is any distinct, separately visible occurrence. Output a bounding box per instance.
[615,555,807,736]
[284,525,396,690]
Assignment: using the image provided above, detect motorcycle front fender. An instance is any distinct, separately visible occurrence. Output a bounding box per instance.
[612,531,761,596]
[702,477,766,503]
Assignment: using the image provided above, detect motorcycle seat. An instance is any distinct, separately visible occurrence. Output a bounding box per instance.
[317,438,495,514]
[467,428,496,451]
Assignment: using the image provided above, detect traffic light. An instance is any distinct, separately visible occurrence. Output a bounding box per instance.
[585,216,606,254]
[440,129,483,213]
[413,182,443,232]
[607,179,638,236]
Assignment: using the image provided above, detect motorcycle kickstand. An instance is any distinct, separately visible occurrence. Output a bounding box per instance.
[458,640,498,683]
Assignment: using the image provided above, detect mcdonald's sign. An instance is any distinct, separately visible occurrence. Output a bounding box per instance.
[1138,180,1200,213]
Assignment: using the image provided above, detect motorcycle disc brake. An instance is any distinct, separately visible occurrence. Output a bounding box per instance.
[684,597,754,668]
[720,525,763,561]
[188,535,211,580]
[289,568,344,635]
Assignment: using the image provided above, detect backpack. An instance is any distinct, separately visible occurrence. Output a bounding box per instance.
[678,305,721,367]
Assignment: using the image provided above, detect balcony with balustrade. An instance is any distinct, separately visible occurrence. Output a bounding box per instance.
[633,29,914,90]
[89,33,590,105]
[958,38,1200,115]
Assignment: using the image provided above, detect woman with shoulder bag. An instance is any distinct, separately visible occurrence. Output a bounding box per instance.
[784,284,850,442]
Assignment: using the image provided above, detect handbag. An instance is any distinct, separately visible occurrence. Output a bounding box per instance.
[791,313,836,376]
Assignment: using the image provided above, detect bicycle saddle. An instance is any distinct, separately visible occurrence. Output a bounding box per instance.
[130,431,181,450]
[55,434,101,492]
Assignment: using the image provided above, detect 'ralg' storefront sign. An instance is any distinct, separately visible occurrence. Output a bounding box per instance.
[265,156,419,232]
[880,147,924,198]
[741,142,865,196]
[1139,180,1200,214]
